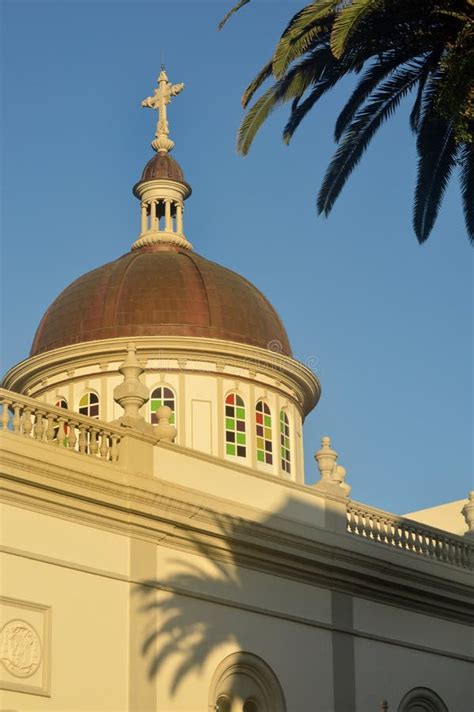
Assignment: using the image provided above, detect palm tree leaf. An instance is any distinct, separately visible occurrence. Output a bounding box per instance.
[238,49,336,154]
[272,0,339,79]
[335,49,414,141]
[218,0,253,30]
[413,115,458,242]
[330,0,384,59]
[318,63,422,215]
[459,141,474,242]
[242,60,273,108]
[284,55,346,142]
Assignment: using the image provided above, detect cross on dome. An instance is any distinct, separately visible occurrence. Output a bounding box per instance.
[142,67,184,154]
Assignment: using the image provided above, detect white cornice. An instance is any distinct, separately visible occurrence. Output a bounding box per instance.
[1,434,472,625]
[2,336,321,417]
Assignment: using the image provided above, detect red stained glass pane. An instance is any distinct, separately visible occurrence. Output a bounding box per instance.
[226,394,235,405]
[256,412,263,424]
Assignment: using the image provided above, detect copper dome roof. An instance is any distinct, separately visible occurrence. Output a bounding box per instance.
[140,153,187,184]
[31,246,292,357]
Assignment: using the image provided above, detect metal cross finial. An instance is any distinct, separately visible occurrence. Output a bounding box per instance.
[141,68,184,154]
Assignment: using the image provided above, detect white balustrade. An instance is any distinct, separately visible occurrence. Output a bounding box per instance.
[0,388,121,462]
[347,501,472,569]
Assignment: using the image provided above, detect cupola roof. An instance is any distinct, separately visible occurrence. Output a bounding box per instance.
[29,67,292,359]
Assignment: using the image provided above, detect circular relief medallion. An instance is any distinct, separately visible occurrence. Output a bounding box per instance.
[0,619,42,678]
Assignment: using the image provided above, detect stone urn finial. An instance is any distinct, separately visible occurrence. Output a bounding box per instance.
[313,436,351,496]
[154,405,177,443]
[113,343,149,419]
[111,343,157,435]
[461,491,474,538]
[315,436,338,482]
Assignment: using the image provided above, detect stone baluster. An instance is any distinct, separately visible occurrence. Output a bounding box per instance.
[34,411,45,440]
[78,424,87,454]
[99,431,109,459]
[68,421,78,450]
[89,428,99,456]
[110,434,119,462]
[12,404,21,433]
[45,413,56,442]
[23,407,33,437]
[57,416,67,446]
[1,401,10,430]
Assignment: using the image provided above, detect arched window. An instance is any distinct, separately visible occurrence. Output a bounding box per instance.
[225,393,246,458]
[209,652,286,712]
[256,401,273,465]
[79,391,99,418]
[150,386,176,425]
[279,410,291,474]
[55,398,68,410]
[398,688,448,712]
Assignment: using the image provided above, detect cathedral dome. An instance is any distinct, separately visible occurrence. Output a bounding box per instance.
[30,245,292,357]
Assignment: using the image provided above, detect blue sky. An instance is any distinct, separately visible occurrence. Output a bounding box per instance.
[1,0,472,514]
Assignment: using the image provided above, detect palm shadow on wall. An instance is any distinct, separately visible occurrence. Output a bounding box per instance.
[134,495,327,704]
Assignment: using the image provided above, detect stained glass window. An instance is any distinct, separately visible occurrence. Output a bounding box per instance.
[79,392,99,418]
[150,386,176,425]
[255,400,273,465]
[280,410,291,473]
[225,393,246,458]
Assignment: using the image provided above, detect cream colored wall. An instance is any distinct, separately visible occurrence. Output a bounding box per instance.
[404,499,467,536]
[352,596,474,711]
[354,637,473,711]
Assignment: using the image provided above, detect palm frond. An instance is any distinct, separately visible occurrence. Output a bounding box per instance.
[459,141,474,242]
[318,63,422,215]
[218,0,253,30]
[335,49,413,141]
[238,49,336,154]
[272,0,339,79]
[413,115,458,242]
[284,55,346,142]
[242,60,273,108]
[330,0,384,58]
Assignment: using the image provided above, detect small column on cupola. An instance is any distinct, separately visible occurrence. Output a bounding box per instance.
[132,67,193,251]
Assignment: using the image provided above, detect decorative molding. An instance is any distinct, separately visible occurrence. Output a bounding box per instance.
[2,336,321,418]
[0,596,51,697]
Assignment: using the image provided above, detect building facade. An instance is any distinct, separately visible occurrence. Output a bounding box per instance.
[1,69,473,712]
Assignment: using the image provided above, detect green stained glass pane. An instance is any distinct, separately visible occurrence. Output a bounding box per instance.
[151,400,162,412]
[264,415,272,427]
[257,450,264,462]
[236,407,245,420]
[285,437,290,448]
[226,443,236,456]
[170,413,175,425]
[225,418,235,430]
[236,433,246,445]
[281,447,286,457]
